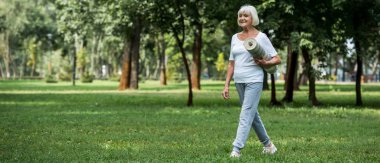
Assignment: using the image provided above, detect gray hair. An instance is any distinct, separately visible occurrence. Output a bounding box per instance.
[238,5,259,26]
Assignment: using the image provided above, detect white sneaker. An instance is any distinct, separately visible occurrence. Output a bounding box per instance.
[230,151,241,158]
[262,143,277,154]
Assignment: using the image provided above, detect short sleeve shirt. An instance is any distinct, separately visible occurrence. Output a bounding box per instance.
[229,32,277,83]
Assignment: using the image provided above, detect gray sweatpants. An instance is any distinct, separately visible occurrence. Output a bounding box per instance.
[232,82,271,151]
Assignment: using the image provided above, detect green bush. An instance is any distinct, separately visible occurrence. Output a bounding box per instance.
[58,55,72,81]
[81,73,95,83]
[45,74,58,83]
[59,73,72,81]
[21,76,43,80]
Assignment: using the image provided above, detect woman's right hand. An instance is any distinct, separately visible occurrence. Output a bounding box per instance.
[222,87,230,99]
[223,61,234,100]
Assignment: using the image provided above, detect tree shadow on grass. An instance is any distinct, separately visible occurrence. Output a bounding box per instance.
[0,90,379,111]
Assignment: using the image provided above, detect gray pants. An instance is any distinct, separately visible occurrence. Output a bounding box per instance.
[232,82,270,151]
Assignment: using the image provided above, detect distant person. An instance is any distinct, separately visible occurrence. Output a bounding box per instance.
[222,4,281,158]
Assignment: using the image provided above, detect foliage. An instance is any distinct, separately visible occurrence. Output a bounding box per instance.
[0,0,58,79]
[215,52,226,72]
[166,52,184,83]
[140,34,158,80]
[0,0,28,35]
[25,37,40,76]
[55,0,92,42]
[58,55,72,81]
[215,52,226,80]
[44,74,58,83]
[80,71,94,83]
[25,38,37,67]
[76,47,88,71]
[202,27,230,79]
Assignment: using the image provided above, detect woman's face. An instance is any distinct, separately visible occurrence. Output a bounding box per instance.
[238,11,252,28]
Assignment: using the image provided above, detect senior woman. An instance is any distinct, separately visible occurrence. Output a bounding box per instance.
[222,5,281,158]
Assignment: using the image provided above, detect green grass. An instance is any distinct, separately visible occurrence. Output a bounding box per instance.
[0,80,379,162]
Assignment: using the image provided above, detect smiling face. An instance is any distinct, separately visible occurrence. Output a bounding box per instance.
[237,5,260,27]
[238,11,253,28]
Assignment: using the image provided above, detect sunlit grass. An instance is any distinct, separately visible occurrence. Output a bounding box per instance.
[0,80,379,162]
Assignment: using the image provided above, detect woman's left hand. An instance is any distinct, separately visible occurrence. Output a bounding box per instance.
[255,56,281,67]
[254,58,269,66]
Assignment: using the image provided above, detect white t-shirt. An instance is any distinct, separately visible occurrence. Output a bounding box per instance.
[229,32,277,83]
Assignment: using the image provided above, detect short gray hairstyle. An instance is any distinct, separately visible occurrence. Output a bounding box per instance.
[237,5,259,26]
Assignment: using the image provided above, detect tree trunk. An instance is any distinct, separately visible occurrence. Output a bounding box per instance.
[283,51,298,102]
[342,55,346,81]
[4,32,11,79]
[301,47,320,106]
[363,57,368,83]
[0,61,3,79]
[284,38,297,90]
[73,35,85,85]
[72,45,77,86]
[2,56,10,79]
[354,39,363,106]
[174,34,193,106]
[118,16,142,90]
[118,38,131,90]
[90,34,101,76]
[369,50,379,81]
[378,64,380,82]
[181,48,193,106]
[31,60,36,77]
[191,20,202,90]
[171,0,193,106]
[129,17,142,89]
[263,72,269,90]
[328,53,332,76]
[157,0,193,106]
[11,57,17,79]
[293,59,300,91]
[270,73,282,106]
[298,56,308,85]
[335,53,339,81]
[298,71,308,86]
[152,38,160,80]
[158,32,167,85]
[284,37,293,90]
[20,54,27,79]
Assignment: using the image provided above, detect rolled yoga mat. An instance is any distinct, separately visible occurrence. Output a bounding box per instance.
[243,38,277,74]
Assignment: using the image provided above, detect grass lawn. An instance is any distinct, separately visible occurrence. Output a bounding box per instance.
[0,80,379,162]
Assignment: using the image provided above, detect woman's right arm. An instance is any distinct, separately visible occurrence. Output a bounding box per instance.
[222,61,234,99]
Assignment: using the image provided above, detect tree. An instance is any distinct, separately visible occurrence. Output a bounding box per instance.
[0,0,58,79]
[183,0,233,90]
[186,0,203,90]
[294,0,336,106]
[335,0,380,106]
[0,0,29,79]
[258,0,338,106]
[56,0,94,85]
[157,32,167,85]
[152,0,194,106]
[25,38,38,76]
[255,1,299,103]
[106,0,148,90]
[269,74,282,106]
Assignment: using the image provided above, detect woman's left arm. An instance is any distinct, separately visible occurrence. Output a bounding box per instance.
[255,55,281,67]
